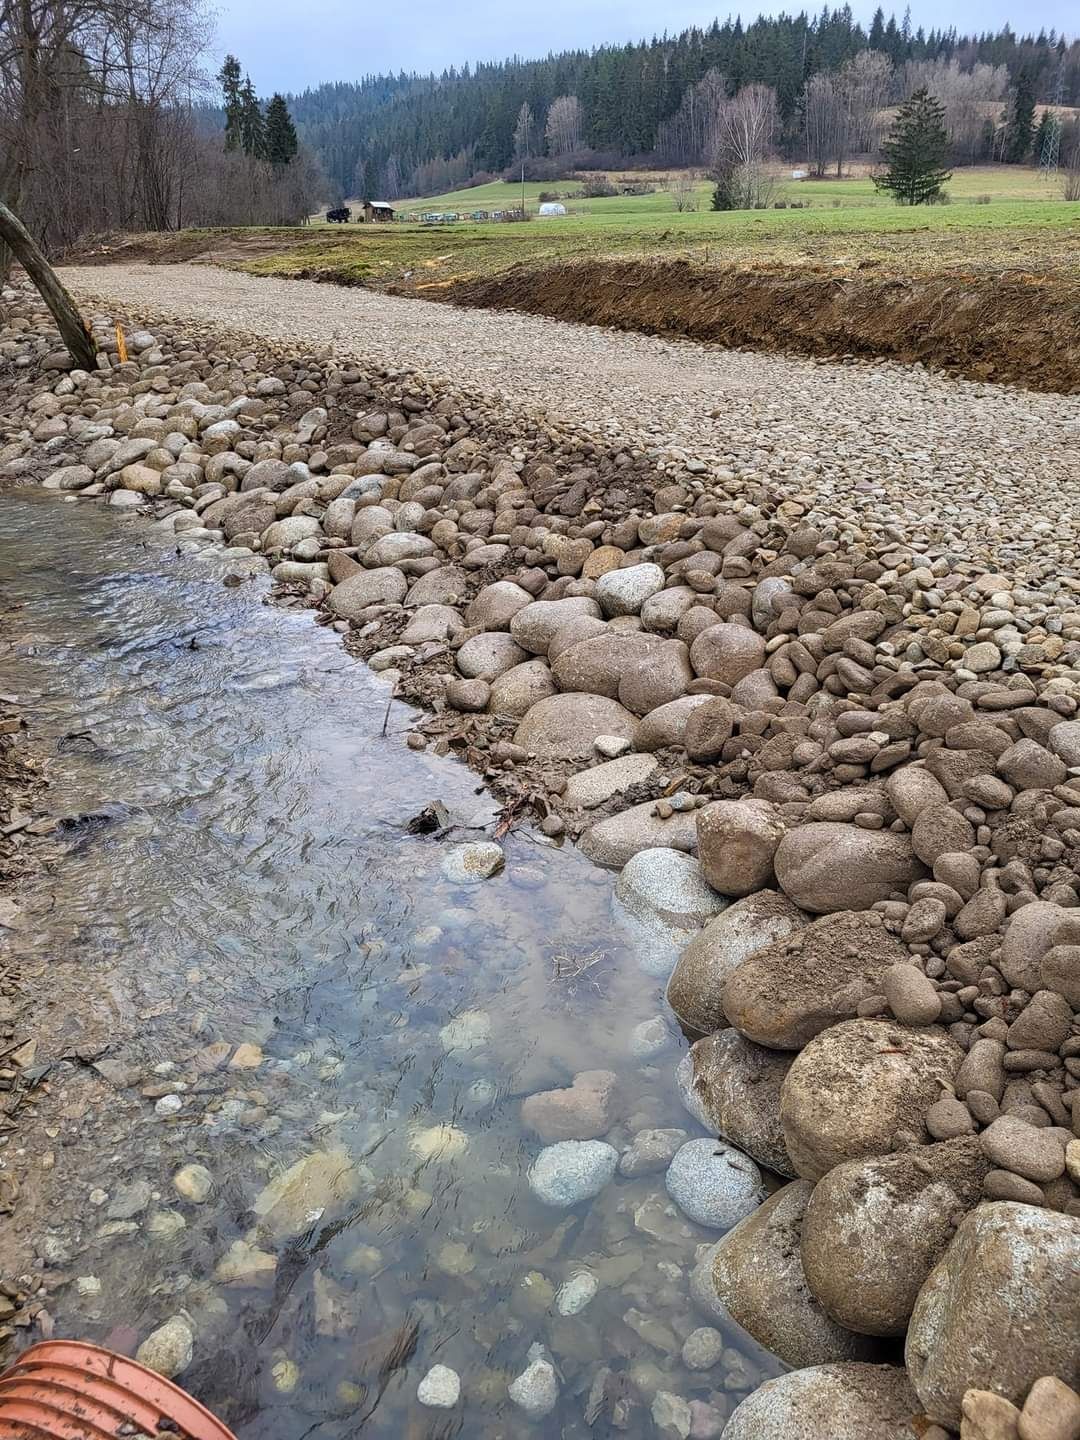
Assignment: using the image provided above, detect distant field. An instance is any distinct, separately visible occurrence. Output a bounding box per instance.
[341,164,1069,219]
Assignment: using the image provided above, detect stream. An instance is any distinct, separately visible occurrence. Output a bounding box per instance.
[0,491,776,1438]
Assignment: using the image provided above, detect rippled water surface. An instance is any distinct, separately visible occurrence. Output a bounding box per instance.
[0,493,774,1437]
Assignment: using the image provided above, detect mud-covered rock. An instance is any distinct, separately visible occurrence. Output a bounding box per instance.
[906,1203,1080,1427]
[801,1139,991,1336]
[780,1019,964,1181]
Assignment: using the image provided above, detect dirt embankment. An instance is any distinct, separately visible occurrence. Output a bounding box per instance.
[447,258,1080,394]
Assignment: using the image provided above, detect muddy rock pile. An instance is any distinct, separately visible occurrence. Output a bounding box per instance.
[3,291,1080,1434]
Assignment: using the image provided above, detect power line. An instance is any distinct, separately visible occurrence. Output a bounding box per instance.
[1038,57,1065,177]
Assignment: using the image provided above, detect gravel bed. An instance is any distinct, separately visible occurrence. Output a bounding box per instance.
[61,263,1080,587]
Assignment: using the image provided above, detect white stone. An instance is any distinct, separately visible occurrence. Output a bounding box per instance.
[441,842,504,883]
[615,847,727,931]
[556,1270,599,1315]
[508,1351,559,1418]
[665,1138,763,1230]
[595,563,666,617]
[417,1364,461,1409]
[595,734,633,758]
[438,1010,492,1054]
[528,1140,618,1208]
[136,1314,194,1377]
[652,1390,693,1439]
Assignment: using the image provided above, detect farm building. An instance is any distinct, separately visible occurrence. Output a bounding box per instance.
[538,202,567,217]
[362,201,396,222]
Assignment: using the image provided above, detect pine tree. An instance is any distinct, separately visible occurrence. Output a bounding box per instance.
[219,55,243,151]
[873,86,952,204]
[265,94,299,166]
[1006,69,1035,163]
[239,77,266,160]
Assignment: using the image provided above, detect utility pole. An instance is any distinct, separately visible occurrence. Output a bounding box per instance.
[1039,57,1066,179]
[521,107,530,218]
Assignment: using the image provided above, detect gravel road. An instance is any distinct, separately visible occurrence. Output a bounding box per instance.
[62,262,1080,579]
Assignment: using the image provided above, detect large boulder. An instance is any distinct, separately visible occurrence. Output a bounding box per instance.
[464,580,533,630]
[204,489,277,541]
[666,890,807,1035]
[635,695,713,751]
[723,1364,921,1440]
[801,1139,991,1337]
[618,642,693,717]
[703,1184,885,1369]
[457,632,528,679]
[998,900,1080,991]
[488,660,558,718]
[578,800,697,870]
[260,515,321,554]
[404,565,468,607]
[780,1019,964,1181]
[689,623,767,686]
[510,598,602,654]
[615,849,727,932]
[326,568,408,618]
[722,911,910,1051]
[594,563,665,617]
[774,823,922,914]
[551,630,663,699]
[239,458,294,492]
[906,1203,1080,1428]
[696,800,786,898]
[514,693,637,760]
[676,1029,794,1176]
[366,531,435,567]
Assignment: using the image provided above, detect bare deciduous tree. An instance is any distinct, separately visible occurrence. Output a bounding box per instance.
[903,58,1010,164]
[670,172,699,210]
[845,50,893,153]
[513,101,534,159]
[710,83,779,210]
[803,71,851,177]
[656,69,728,167]
[545,94,582,156]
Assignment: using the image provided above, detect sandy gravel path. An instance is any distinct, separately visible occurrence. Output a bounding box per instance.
[62,262,1080,578]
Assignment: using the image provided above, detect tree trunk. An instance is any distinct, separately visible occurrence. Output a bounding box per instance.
[0,200,97,370]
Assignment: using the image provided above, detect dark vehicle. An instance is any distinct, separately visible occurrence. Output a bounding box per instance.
[326,206,351,224]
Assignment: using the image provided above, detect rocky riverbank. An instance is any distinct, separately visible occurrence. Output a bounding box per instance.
[2,281,1079,1436]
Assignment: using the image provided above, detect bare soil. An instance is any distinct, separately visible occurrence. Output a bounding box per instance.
[448,257,1080,394]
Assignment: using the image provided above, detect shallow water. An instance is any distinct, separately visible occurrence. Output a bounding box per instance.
[0,492,776,1436]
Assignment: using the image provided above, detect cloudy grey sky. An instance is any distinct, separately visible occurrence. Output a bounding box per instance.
[215,0,1075,94]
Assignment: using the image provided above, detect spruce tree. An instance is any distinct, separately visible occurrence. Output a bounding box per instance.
[239,77,266,160]
[1006,70,1036,163]
[219,55,243,151]
[873,86,951,205]
[265,94,299,166]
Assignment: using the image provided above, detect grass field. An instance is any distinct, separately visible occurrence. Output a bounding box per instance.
[228,164,1078,292]
[358,164,1068,218]
[84,166,1079,295]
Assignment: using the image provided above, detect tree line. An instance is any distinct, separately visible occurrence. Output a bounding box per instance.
[0,0,323,258]
[284,11,1079,199]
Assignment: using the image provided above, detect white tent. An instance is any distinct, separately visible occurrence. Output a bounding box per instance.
[538,202,567,217]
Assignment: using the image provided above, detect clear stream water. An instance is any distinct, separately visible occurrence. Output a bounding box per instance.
[0,492,776,1438]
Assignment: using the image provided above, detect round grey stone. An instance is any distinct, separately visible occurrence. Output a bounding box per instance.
[665,1137,763,1230]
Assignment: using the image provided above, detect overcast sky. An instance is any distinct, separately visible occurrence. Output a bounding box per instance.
[214,0,1076,94]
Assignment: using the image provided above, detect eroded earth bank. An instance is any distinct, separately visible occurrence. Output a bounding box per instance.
[1,274,1079,1439]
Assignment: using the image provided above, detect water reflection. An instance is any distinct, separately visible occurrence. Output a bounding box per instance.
[0,492,778,1437]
